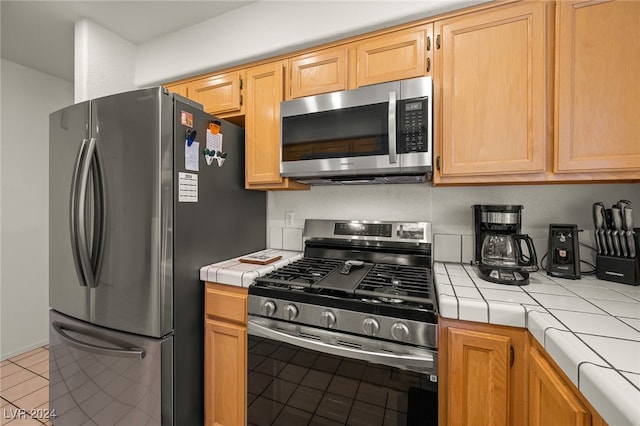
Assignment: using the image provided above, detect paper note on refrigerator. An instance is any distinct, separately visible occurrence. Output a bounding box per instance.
[185,140,200,171]
[178,172,198,202]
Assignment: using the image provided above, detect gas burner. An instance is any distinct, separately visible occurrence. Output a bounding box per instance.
[376,287,409,304]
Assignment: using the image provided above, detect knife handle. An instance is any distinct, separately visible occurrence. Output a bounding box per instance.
[611,230,621,257]
[605,230,614,256]
[623,208,634,232]
[612,207,626,257]
[599,230,608,256]
[628,231,637,259]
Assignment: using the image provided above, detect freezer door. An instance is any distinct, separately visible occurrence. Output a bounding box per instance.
[49,102,92,321]
[88,88,174,337]
[49,310,172,425]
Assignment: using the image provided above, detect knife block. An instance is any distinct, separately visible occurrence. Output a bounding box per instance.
[596,230,640,286]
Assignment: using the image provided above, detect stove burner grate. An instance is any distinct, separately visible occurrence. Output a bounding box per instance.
[355,263,432,305]
[255,257,343,288]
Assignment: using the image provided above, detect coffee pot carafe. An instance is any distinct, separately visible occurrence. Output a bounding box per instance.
[481,233,537,269]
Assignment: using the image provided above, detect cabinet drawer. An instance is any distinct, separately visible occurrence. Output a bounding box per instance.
[205,283,247,324]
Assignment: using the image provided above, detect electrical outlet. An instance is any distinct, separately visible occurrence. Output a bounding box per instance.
[285,211,295,228]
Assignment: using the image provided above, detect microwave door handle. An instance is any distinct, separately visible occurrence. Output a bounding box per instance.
[388,90,397,164]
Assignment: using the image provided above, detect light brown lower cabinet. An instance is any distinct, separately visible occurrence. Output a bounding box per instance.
[204,282,247,426]
[528,337,607,426]
[438,318,528,426]
[439,318,608,426]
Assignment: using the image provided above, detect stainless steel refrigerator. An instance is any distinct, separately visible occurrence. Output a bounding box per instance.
[48,87,266,425]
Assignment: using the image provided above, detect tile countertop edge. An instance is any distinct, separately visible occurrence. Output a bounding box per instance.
[434,261,640,426]
[199,250,303,288]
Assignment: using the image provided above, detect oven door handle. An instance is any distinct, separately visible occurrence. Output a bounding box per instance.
[248,321,434,368]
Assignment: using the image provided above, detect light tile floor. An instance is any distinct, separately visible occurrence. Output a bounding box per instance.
[0,347,52,425]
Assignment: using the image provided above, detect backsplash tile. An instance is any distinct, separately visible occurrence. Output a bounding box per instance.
[269,227,284,249]
[433,234,461,263]
[283,228,303,251]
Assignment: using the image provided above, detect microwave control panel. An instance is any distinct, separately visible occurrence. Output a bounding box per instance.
[398,97,428,153]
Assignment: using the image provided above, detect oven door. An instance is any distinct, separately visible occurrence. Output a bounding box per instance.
[247,318,437,426]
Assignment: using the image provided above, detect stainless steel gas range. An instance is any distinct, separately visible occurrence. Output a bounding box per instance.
[247,219,438,426]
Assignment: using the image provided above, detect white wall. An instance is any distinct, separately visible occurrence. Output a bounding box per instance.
[0,59,74,360]
[135,0,487,86]
[75,18,136,102]
[267,183,640,265]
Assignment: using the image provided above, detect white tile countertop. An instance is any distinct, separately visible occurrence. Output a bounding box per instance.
[434,262,640,426]
[199,249,303,287]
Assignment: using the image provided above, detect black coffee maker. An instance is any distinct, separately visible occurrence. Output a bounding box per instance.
[473,204,538,285]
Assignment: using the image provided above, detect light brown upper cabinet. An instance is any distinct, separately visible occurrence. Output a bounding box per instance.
[434,2,550,184]
[165,82,189,98]
[288,46,349,99]
[245,61,308,190]
[187,70,244,118]
[554,0,640,177]
[355,25,431,87]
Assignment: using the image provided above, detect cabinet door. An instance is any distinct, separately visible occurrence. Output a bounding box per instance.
[165,83,189,98]
[555,0,640,174]
[447,327,512,426]
[245,61,308,190]
[188,71,244,116]
[435,2,549,180]
[356,25,428,87]
[529,348,591,426]
[245,61,284,185]
[288,46,348,99]
[205,319,246,426]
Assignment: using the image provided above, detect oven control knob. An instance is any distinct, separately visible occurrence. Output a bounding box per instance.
[283,304,298,321]
[391,322,410,342]
[260,300,276,317]
[362,318,380,336]
[320,310,336,328]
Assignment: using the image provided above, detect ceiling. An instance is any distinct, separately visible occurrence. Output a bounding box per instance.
[0,1,253,82]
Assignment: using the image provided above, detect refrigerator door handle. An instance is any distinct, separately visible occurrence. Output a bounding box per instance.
[90,144,106,279]
[76,137,98,288]
[52,321,146,359]
[69,138,89,287]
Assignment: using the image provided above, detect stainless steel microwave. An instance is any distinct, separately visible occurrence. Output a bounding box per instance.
[280,76,432,184]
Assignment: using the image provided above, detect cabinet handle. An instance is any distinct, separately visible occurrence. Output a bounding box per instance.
[427,36,431,51]
[436,34,441,49]
[436,155,441,171]
[426,57,431,73]
[510,346,515,368]
[239,77,243,90]
[240,94,243,106]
